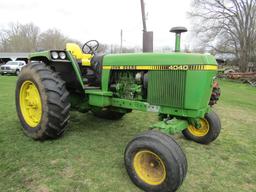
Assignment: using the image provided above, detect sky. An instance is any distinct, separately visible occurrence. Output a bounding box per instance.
[0,0,193,50]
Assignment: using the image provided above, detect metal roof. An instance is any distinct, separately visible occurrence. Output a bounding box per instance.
[0,52,30,59]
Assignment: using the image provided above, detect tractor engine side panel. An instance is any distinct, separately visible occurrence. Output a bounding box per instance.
[109,71,146,101]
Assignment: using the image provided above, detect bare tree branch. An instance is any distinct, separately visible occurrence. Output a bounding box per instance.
[190,0,256,72]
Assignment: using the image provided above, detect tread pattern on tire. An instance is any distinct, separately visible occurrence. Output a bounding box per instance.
[125,130,187,192]
[16,62,71,140]
[182,111,221,144]
[143,131,188,186]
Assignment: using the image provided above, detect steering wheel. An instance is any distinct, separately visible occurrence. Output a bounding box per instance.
[82,40,99,54]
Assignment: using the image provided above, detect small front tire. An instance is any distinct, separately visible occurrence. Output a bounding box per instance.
[182,111,221,144]
[125,130,187,192]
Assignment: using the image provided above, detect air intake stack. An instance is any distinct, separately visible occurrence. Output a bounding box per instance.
[170,27,187,52]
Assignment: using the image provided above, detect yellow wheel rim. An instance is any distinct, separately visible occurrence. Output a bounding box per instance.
[188,118,209,137]
[19,80,42,128]
[133,150,166,186]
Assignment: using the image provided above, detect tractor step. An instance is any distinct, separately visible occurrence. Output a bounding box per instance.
[84,86,100,90]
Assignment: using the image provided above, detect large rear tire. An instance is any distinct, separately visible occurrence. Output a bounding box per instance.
[15,62,71,140]
[124,130,187,192]
[182,111,221,144]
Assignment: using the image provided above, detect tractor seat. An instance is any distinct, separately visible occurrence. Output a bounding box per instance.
[66,43,93,66]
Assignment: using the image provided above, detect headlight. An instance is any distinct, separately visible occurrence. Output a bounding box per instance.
[59,52,66,60]
[51,51,59,59]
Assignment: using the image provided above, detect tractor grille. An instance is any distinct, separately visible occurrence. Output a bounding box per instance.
[148,70,186,108]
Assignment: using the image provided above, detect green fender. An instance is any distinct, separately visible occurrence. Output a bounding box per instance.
[28,50,85,91]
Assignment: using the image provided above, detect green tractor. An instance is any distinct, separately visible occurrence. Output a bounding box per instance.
[15,27,221,192]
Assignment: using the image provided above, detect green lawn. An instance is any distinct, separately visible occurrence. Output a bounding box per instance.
[0,76,255,192]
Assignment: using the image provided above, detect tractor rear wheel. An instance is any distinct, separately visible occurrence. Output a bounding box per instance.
[124,130,187,192]
[15,62,71,140]
[91,108,125,120]
[182,111,221,144]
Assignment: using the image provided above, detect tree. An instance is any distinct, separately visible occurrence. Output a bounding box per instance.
[0,23,40,52]
[190,0,256,72]
[38,29,70,50]
[0,23,82,52]
[0,22,140,55]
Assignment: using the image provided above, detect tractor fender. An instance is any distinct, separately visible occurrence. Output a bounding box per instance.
[29,51,85,95]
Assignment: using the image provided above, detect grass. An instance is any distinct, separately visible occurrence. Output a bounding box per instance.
[0,76,255,192]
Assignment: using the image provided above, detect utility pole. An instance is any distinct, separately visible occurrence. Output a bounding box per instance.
[120,29,123,53]
[140,0,153,52]
[140,0,147,32]
[110,44,113,53]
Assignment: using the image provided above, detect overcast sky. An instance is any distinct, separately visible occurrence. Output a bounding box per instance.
[0,0,193,50]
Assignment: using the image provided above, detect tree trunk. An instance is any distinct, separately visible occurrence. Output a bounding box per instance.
[239,49,248,72]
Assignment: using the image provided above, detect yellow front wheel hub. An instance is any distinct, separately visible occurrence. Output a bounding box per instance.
[188,118,209,137]
[19,80,42,128]
[133,150,166,186]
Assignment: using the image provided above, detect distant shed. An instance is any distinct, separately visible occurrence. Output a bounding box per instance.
[0,52,30,64]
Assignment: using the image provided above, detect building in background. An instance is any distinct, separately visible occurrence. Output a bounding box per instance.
[0,52,30,65]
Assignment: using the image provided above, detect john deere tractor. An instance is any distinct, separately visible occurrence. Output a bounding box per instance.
[15,27,221,192]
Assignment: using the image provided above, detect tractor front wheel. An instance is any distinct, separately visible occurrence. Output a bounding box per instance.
[124,130,187,192]
[15,62,71,140]
[182,111,221,144]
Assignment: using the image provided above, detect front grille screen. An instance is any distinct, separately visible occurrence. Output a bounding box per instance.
[148,70,186,108]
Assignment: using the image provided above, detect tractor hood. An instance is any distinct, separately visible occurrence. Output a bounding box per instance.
[103,53,217,66]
